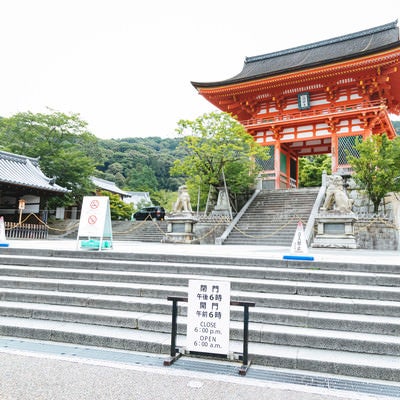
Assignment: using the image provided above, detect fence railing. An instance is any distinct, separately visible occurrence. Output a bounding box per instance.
[241,100,386,128]
[5,222,48,239]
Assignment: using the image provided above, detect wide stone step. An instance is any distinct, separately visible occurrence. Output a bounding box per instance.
[250,306,400,335]
[229,221,304,227]
[4,248,400,275]
[226,238,293,245]
[0,289,175,313]
[230,226,302,231]
[3,286,400,321]
[237,214,311,220]
[3,302,400,356]
[0,301,145,329]
[0,277,187,298]
[1,274,400,301]
[226,233,298,244]
[112,221,168,242]
[2,264,400,286]
[3,286,400,325]
[0,316,398,381]
[0,258,272,278]
[1,297,399,337]
[236,291,400,317]
[227,230,299,237]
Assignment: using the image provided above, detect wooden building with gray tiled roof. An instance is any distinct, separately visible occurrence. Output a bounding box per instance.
[0,150,68,224]
[192,21,400,189]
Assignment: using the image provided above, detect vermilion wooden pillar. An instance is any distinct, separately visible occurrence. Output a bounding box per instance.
[274,142,281,189]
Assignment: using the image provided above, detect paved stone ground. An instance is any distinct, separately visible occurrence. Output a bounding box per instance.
[7,238,400,265]
[0,350,393,400]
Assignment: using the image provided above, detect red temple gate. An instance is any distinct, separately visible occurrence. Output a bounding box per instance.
[192,22,400,189]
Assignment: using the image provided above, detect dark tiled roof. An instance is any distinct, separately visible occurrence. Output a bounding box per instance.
[0,150,69,193]
[192,21,400,88]
[91,176,130,197]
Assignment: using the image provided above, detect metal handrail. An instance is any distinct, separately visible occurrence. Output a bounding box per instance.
[304,173,327,245]
[215,189,260,245]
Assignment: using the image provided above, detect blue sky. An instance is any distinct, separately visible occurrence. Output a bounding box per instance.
[0,0,399,139]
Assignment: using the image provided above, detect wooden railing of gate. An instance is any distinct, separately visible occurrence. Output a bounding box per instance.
[5,222,48,239]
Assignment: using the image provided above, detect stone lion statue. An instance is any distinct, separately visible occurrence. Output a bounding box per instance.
[173,185,192,213]
[321,175,354,213]
[385,192,400,228]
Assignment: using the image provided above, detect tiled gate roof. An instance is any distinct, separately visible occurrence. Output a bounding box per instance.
[192,21,400,87]
[0,150,69,193]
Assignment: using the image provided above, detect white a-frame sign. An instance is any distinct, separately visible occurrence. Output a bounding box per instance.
[77,196,113,250]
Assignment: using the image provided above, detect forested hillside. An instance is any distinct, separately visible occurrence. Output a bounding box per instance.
[95,120,400,194]
[95,137,185,193]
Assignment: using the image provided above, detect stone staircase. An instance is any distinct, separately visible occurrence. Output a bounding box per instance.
[223,188,319,246]
[0,246,399,381]
[111,221,168,242]
[49,220,168,242]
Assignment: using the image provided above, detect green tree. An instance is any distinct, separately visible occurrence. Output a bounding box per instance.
[171,112,268,208]
[347,134,400,213]
[126,164,159,192]
[99,191,133,220]
[150,189,177,212]
[0,110,97,206]
[299,155,331,187]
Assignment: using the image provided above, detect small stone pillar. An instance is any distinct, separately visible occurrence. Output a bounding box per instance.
[211,188,232,218]
[313,212,358,248]
[164,213,198,244]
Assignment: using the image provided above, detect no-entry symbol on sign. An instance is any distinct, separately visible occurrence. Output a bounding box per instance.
[90,199,100,209]
[78,196,111,238]
[88,215,97,225]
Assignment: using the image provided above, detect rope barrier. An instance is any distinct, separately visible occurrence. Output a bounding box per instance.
[190,218,228,242]
[150,217,168,235]
[5,210,398,243]
[353,216,397,233]
[112,216,158,234]
[4,213,81,233]
[231,215,306,239]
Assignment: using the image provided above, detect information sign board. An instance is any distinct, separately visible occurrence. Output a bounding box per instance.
[77,196,112,249]
[186,279,230,355]
[0,216,9,247]
[290,220,308,253]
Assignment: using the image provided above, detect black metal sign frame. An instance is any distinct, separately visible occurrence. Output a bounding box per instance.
[164,296,255,376]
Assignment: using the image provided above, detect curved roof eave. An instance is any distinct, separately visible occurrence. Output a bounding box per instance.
[191,43,400,90]
[192,21,400,90]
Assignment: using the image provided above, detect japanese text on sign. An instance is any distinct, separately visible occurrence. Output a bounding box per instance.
[186,279,230,355]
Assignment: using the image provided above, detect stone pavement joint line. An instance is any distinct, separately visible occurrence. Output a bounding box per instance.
[0,337,399,399]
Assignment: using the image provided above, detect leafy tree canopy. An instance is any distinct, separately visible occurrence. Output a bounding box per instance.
[99,190,133,220]
[347,133,400,213]
[0,109,98,206]
[299,155,331,187]
[171,112,268,197]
